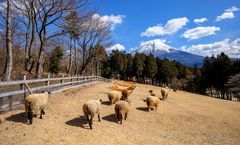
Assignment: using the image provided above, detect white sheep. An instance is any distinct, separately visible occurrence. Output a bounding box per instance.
[114,100,130,124]
[161,88,168,100]
[146,96,161,111]
[83,99,102,129]
[107,91,122,105]
[25,91,51,124]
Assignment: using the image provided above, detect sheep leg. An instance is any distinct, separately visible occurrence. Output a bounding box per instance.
[42,109,45,115]
[27,103,33,124]
[124,113,128,120]
[85,115,90,122]
[28,111,33,124]
[120,115,123,124]
[98,113,101,122]
[89,116,93,129]
[155,106,158,112]
[40,109,44,119]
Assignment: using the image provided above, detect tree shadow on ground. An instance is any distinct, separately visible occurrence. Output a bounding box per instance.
[102,114,117,124]
[65,116,90,129]
[6,112,28,124]
[136,107,149,112]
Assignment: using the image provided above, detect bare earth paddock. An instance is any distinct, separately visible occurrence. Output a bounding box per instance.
[0,82,240,145]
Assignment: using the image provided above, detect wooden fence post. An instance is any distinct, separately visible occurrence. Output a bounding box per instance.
[20,75,26,99]
[46,75,50,91]
[61,74,64,84]
[71,75,73,85]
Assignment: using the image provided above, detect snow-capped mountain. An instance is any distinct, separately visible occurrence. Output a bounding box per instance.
[132,39,204,67]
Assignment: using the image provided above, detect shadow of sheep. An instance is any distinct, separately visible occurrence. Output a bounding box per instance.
[101,101,111,106]
[136,107,149,112]
[65,116,89,129]
[6,112,27,124]
[102,114,117,123]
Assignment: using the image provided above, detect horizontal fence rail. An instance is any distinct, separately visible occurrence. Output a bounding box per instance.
[0,75,102,113]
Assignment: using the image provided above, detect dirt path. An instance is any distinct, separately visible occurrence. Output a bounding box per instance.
[0,82,240,145]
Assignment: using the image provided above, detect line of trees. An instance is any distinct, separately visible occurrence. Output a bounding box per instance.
[0,0,111,81]
[101,50,240,101]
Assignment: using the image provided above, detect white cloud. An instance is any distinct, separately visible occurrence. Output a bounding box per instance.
[106,44,125,53]
[181,26,220,40]
[216,12,234,21]
[215,6,240,21]
[92,14,125,30]
[194,18,208,24]
[180,38,240,58]
[225,6,240,12]
[141,17,189,37]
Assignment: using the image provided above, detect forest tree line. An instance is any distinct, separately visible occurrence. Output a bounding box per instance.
[101,50,240,101]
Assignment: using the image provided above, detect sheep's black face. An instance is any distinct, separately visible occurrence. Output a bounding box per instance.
[99,99,103,102]
[149,90,153,93]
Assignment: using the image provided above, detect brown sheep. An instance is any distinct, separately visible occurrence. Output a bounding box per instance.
[146,96,161,111]
[83,99,102,129]
[114,100,130,124]
[161,88,168,100]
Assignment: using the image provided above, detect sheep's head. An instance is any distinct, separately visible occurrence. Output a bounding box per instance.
[42,91,51,97]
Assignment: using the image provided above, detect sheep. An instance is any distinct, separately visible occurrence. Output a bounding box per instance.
[114,100,130,124]
[161,88,169,100]
[107,91,122,105]
[146,96,161,111]
[25,91,51,124]
[121,90,130,101]
[149,90,156,96]
[83,99,102,129]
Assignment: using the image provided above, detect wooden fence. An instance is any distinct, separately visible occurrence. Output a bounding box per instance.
[0,75,101,113]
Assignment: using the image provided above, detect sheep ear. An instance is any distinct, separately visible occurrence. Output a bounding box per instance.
[99,99,102,102]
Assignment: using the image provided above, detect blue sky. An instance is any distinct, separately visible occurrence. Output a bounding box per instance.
[90,0,240,58]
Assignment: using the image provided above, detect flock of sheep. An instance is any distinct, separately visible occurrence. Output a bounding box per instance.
[24,81,169,129]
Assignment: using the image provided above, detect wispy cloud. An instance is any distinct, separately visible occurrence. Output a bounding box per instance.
[141,17,189,37]
[194,18,208,24]
[181,26,220,40]
[215,6,240,21]
[180,38,240,58]
[92,14,125,30]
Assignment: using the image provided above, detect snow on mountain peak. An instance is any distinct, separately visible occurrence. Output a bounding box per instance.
[132,39,172,53]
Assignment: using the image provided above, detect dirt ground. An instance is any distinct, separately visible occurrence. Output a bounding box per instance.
[0,81,240,145]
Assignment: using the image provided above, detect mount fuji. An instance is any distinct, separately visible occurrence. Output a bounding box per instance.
[131,39,204,67]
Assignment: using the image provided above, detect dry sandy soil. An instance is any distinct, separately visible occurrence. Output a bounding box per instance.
[0,81,240,145]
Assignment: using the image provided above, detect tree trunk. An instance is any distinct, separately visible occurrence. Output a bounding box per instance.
[67,37,72,75]
[74,39,78,75]
[2,0,13,81]
[24,18,30,71]
[36,42,45,78]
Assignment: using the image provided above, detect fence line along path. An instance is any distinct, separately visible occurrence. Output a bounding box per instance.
[0,75,101,113]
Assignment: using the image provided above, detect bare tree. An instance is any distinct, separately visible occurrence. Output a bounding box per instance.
[2,0,13,81]
[12,0,36,73]
[77,14,112,75]
[33,0,88,78]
